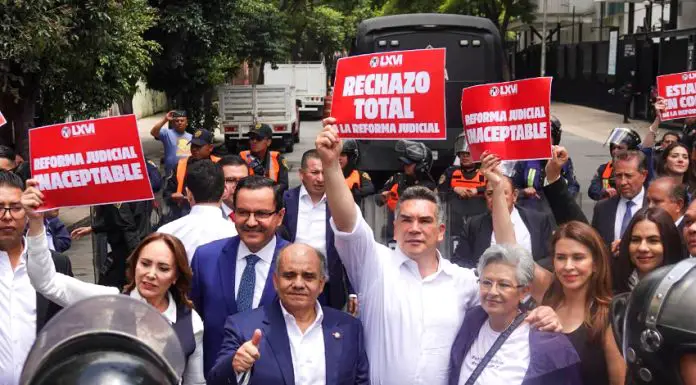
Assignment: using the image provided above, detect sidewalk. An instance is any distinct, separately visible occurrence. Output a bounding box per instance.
[59,112,168,231]
[551,102,667,145]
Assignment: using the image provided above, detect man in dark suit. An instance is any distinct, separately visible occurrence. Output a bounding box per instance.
[646,177,687,230]
[452,176,553,268]
[282,149,352,310]
[0,170,72,385]
[591,150,649,250]
[208,243,369,385]
[191,175,289,376]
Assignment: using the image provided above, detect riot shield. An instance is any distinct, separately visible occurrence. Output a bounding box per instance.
[20,295,186,385]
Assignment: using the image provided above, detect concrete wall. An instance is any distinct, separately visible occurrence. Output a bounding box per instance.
[678,0,696,29]
[132,80,168,119]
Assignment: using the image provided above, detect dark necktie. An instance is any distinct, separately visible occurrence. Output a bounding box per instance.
[237,254,260,312]
[620,200,635,237]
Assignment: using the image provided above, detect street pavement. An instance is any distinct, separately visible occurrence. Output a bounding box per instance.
[59,103,668,282]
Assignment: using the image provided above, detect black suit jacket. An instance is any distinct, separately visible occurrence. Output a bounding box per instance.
[542,178,588,225]
[37,251,73,332]
[452,205,553,268]
[591,194,649,247]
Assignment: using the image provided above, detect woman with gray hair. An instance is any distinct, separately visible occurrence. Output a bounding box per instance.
[448,152,581,385]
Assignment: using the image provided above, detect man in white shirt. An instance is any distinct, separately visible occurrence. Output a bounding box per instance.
[158,159,237,263]
[0,171,72,385]
[591,150,648,252]
[314,119,561,385]
[282,150,352,310]
[207,243,369,385]
[219,155,250,221]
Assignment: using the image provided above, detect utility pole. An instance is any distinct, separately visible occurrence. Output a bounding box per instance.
[541,0,549,76]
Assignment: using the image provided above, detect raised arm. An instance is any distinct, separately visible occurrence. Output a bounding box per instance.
[480,152,516,244]
[22,180,118,307]
[151,111,174,139]
[317,118,356,231]
[543,146,589,225]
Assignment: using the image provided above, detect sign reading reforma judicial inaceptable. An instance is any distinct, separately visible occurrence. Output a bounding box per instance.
[461,77,553,161]
[657,71,696,121]
[29,115,154,210]
[331,48,447,140]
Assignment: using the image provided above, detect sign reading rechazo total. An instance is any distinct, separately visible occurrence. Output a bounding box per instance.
[29,115,154,210]
[461,77,553,161]
[331,48,447,140]
[657,71,696,121]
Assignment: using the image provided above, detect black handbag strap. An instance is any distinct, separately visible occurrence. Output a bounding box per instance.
[464,312,528,385]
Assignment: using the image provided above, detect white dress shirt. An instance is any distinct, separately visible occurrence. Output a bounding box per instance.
[614,187,645,241]
[158,204,238,263]
[222,203,234,220]
[0,241,36,385]
[282,301,326,385]
[331,205,480,385]
[490,208,532,255]
[294,185,327,255]
[25,232,206,385]
[676,215,684,228]
[234,237,276,309]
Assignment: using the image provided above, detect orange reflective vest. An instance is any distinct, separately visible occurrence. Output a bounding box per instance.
[451,169,486,189]
[176,155,221,194]
[386,183,399,212]
[345,170,361,190]
[240,150,281,182]
[601,161,613,189]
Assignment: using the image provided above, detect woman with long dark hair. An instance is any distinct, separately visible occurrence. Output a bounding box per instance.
[21,180,204,384]
[541,221,626,385]
[612,207,685,293]
[659,142,690,183]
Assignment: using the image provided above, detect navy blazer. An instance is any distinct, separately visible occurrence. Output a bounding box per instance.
[591,193,648,247]
[452,205,553,267]
[282,187,352,310]
[208,298,370,385]
[190,235,289,376]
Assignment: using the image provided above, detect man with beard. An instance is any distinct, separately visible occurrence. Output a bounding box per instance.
[0,171,73,385]
[339,139,374,204]
[190,176,289,376]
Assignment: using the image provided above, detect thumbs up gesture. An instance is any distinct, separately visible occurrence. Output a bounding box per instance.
[233,329,263,373]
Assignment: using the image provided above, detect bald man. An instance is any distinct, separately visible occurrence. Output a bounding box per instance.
[208,243,369,385]
[647,177,687,229]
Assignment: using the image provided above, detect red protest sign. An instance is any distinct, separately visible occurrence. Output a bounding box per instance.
[331,48,446,140]
[0,111,6,127]
[29,115,154,210]
[657,71,696,121]
[461,77,553,161]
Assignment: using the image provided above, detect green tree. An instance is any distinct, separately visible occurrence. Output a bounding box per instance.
[0,0,158,158]
[145,0,290,129]
[440,0,535,39]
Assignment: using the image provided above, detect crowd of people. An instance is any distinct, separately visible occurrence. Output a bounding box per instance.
[2,103,696,385]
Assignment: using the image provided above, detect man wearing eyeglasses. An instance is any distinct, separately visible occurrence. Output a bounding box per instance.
[239,124,289,193]
[190,175,289,377]
[218,155,250,221]
[0,171,73,385]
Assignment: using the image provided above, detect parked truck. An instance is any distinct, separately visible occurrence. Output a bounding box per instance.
[350,14,508,188]
[218,84,300,153]
[263,62,327,118]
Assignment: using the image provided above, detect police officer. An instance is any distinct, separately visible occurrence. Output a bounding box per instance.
[612,259,696,385]
[239,123,289,192]
[163,128,220,220]
[438,133,487,220]
[588,127,643,201]
[340,139,375,204]
[20,295,185,385]
[513,115,580,209]
[377,140,436,212]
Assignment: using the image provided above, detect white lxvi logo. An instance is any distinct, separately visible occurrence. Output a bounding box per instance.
[61,122,96,138]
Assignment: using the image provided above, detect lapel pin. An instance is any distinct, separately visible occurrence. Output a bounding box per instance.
[332,332,341,339]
